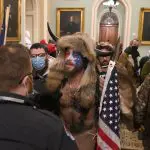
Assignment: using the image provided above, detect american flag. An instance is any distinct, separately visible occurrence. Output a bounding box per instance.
[97,61,120,150]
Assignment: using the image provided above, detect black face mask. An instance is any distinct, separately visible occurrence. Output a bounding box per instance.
[132,46,138,50]
[131,46,139,58]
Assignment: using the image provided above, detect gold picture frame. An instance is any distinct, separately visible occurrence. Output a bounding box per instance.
[0,0,2,27]
[1,0,21,42]
[138,8,150,45]
[56,8,84,37]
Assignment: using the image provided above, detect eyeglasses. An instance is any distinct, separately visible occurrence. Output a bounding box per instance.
[31,53,46,58]
[19,72,32,84]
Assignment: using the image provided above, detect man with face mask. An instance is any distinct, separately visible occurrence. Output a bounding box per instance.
[0,44,78,150]
[118,38,140,86]
[29,43,60,115]
[30,43,49,75]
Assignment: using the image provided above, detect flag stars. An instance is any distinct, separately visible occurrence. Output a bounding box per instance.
[109,114,113,118]
[109,80,113,84]
[103,108,107,112]
[115,106,118,110]
[114,86,118,90]
[109,87,113,91]
[109,120,113,124]
[103,114,107,118]
[109,94,113,98]
[109,100,113,104]
[109,107,113,111]
[99,68,120,137]
[115,113,118,117]
[103,101,107,105]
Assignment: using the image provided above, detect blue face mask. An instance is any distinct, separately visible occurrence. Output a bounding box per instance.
[31,56,46,70]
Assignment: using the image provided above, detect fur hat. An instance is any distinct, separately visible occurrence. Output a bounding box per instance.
[47,33,97,93]
[96,42,114,51]
[57,33,96,62]
[96,42,114,56]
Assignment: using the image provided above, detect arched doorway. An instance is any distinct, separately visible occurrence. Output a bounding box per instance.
[91,0,131,49]
[25,0,38,43]
[99,12,118,45]
[25,0,48,43]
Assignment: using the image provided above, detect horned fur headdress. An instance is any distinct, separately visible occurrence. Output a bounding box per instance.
[47,33,97,95]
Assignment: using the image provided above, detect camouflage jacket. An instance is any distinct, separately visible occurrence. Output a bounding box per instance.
[141,60,150,82]
[135,74,150,126]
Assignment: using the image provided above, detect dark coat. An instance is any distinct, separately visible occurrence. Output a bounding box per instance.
[124,46,140,75]
[139,56,150,71]
[134,75,150,148]
[0,92,78,150]
[64,21,80,35]
[31,72,61,115]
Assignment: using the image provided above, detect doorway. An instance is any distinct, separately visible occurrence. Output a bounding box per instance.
[99,12,119,45]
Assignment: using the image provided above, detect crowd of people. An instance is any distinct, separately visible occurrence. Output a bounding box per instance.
[0,33,149,150]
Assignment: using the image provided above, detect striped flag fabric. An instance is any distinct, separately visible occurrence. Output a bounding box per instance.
[0,11,6,46]
[97,61,120,150]
[0,5,11,46]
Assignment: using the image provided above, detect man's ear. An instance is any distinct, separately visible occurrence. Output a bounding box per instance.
[21,76,28,87]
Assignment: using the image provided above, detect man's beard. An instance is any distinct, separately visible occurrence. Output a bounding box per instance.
[100,60,109,67]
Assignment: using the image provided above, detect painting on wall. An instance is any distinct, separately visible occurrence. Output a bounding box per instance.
[1,0,21,42]
[0,1,2,26]
[138,8,150,45]
[56,8,84,37]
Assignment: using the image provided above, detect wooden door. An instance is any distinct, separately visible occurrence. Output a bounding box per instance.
[99,24,118,45]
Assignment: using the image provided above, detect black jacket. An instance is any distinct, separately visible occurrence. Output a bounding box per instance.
[31,73,61,115]
[0,92,78,150]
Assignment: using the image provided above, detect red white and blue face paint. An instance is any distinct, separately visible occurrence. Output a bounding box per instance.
[64,49,83,72]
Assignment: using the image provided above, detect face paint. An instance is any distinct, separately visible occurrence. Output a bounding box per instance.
[64,49,83,72]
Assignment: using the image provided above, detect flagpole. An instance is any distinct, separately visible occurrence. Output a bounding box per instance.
[3,5,10,45]
[3,0,14,45]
